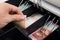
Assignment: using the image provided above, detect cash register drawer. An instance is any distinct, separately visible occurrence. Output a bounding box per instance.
[0,0,60,40]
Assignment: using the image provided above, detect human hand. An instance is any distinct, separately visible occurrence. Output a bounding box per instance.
[0,3,25,29]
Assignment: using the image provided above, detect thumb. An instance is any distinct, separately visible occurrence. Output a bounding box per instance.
[10,15,26,22]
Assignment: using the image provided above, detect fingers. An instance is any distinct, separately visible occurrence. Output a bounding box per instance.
[7,3,26,21]
[8,4,26,21]
[4,3,23,15]
[10,15,26,22]
[4,3,26,22]
[10,5,23,15]
[0,3,23,15]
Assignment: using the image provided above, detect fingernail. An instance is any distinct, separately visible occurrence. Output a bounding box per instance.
[21,15,27,20]
[24,15,27,18]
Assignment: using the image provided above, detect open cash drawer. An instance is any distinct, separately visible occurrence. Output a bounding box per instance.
[0,0,60,40]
